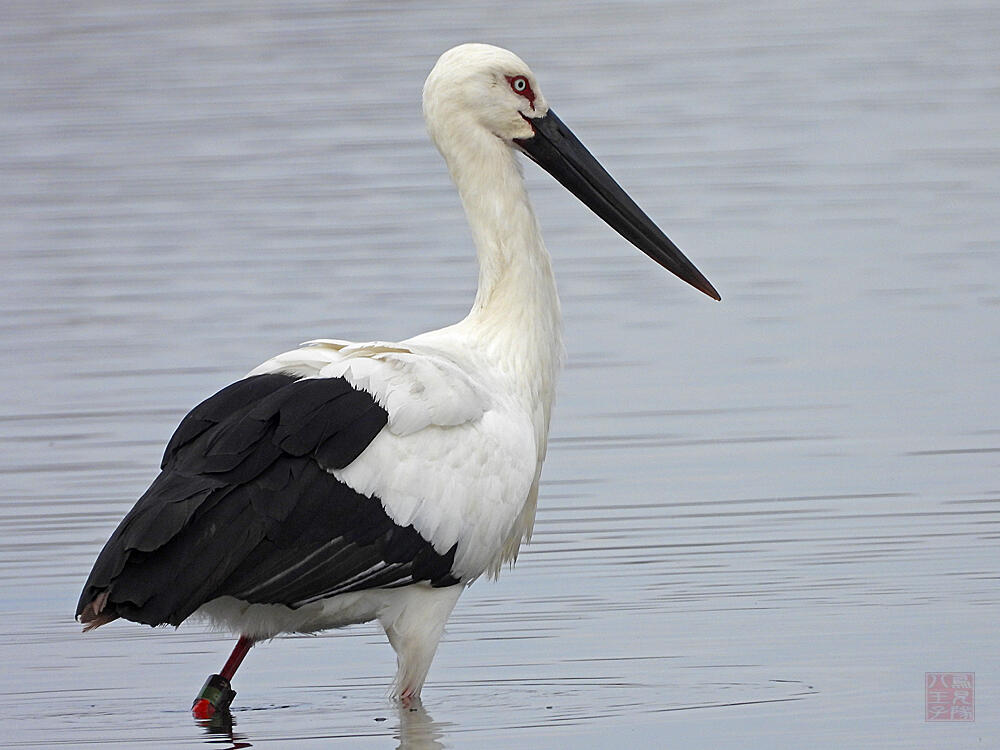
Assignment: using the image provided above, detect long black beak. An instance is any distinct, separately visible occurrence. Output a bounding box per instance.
[515,110,720,301]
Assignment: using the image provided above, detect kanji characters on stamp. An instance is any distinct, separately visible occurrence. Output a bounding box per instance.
[926,672,975,722]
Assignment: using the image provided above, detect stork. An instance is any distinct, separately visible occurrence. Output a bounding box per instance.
[76,43,719,717]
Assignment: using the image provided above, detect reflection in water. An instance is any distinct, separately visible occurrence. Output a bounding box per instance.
[396,700,447,750]
[194,698,446,749]
[197,708,252,749]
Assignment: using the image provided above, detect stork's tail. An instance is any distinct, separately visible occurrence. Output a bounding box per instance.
[77,590,119,631]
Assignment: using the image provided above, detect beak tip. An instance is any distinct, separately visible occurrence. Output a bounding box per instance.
[687,271,721,302]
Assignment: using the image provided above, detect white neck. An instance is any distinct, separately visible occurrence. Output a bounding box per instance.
[440,128,564,408]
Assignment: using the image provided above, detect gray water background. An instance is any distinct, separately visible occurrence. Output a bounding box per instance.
[1,0,998,747]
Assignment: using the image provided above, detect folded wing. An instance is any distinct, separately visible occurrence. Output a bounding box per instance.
[76,373,460,629]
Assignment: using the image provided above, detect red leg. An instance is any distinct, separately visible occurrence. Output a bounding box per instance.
[220,635,254,680]
[192,636,255,719]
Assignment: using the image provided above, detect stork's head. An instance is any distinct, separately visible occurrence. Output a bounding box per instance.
[424,43,720,301]
[424,43,547,144]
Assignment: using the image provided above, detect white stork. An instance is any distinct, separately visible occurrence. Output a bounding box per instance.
[77,43,719,718]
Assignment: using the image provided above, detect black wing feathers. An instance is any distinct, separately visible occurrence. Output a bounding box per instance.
[77,373,459,628]
[161,373,291,468]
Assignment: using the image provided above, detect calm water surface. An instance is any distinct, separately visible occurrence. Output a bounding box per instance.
[2,1,998,747]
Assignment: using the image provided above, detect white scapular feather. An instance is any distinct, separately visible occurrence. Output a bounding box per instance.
[250,338,539,579]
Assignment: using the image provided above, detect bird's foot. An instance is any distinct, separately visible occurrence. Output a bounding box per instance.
[399,687,423,710]
[192,673,236,720]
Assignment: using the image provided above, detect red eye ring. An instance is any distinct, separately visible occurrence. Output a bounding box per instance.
[506,75,536,108]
